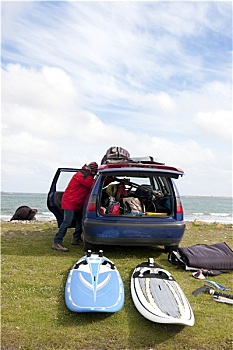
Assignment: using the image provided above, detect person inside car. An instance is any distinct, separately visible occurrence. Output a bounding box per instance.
[52,162,98,252]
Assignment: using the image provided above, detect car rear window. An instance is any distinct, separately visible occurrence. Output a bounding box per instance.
[99,174,173,216]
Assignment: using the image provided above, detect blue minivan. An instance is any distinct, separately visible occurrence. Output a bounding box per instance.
[47,157,186,252]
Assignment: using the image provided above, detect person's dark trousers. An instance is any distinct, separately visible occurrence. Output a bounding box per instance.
[54,209,82,244]
[73,210,83,239]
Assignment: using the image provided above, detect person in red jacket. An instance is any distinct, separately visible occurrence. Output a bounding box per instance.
[52,162,98,252]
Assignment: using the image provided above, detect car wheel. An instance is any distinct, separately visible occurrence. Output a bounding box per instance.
[164,245,179,253]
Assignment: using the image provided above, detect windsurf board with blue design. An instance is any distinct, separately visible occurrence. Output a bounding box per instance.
[65,250,124,313]
[131,258,195,326]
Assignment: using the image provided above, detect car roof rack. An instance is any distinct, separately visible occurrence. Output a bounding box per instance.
[129,156,165,165]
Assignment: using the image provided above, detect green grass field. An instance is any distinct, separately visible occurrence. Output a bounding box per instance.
[1,221,233,350]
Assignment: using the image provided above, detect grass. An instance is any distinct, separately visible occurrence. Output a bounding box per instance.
[1,221,233,350]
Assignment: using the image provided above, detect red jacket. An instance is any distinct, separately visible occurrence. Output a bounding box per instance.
[61,167,95,211]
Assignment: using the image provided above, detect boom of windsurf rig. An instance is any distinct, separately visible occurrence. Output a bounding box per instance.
[192,285,233,305]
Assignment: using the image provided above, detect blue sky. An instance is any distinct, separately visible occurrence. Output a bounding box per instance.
[1,1,232,196]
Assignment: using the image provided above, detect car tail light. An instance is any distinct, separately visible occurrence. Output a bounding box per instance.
[87,195,97,212]
[176,197,183,214]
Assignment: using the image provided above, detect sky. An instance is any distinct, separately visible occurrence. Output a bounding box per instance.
[1,1,232,196]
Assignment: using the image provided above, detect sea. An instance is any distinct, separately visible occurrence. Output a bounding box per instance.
[0,192,232,224]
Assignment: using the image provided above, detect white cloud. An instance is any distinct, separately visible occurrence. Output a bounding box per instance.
[2,131,57,155]
[130,91,177,114]
[2,64,77,112]
[196,110,232,140]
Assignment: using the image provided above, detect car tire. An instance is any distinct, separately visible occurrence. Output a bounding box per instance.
[164,245,179,253]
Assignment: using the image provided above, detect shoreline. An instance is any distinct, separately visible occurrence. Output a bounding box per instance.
[1,219,232,227]
[1,191,232,198]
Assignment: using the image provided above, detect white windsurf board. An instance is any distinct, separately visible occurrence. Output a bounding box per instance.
[131,258,194,326]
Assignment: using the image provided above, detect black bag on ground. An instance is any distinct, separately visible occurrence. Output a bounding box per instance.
[10,206,37,221]
[168,242,233,272]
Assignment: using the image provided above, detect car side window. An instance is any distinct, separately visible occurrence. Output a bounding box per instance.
[56,172,76,191]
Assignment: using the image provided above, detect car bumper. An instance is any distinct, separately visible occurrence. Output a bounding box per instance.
[83,218,186,246]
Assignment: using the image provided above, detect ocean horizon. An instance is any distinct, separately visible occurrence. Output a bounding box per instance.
[1,192,232,224]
